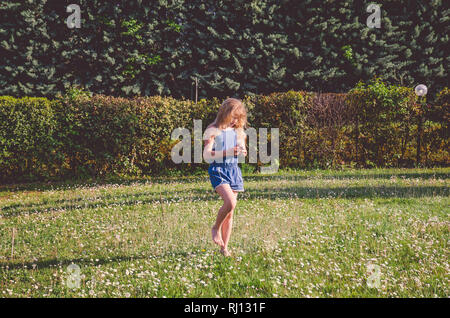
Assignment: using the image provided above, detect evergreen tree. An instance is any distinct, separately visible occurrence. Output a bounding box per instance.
[0,1,58,96]
[0,0,447,98]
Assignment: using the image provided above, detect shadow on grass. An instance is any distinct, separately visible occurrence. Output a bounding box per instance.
[2,249,207,271]
[0,188,189,214]
[1,169,448,194]
[0,175,208,193]
[244,171,450,182]
[1,184,448,218]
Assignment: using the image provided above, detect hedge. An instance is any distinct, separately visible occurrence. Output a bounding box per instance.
[0,80,448,183]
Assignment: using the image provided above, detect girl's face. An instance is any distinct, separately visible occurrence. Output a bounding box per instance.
[229,115,238,128]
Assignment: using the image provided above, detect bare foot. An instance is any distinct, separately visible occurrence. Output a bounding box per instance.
[211,226,224,247]
[220,248,231,257]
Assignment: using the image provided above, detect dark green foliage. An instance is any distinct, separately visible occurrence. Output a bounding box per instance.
[0,0,448,99]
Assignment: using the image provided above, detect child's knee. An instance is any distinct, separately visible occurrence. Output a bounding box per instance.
[226,199,236,212]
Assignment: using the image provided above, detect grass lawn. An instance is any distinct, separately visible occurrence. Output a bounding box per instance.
[0,167,449,298]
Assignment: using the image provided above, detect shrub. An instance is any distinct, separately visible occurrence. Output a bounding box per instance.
[0,96,59,181]
[346,78,416,167]
[421,87,450,166]
[0,81,447,183]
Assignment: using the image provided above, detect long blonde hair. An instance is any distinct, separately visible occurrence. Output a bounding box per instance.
[209,98,248,143]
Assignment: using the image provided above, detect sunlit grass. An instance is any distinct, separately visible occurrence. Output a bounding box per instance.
[0,167,448,297]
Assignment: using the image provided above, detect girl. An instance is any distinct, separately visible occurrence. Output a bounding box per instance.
[203,98,248,257]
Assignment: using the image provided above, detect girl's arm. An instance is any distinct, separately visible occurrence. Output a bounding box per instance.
[203,127,238,162]
[203,135,226,162]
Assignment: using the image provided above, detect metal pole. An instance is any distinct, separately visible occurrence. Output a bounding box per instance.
[414,84,428,167]
[195,77,198,104]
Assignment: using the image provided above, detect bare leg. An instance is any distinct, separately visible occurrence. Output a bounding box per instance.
[211,184,237,249]
[221,191,238,256]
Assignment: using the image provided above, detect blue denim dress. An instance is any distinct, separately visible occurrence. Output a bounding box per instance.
[208,128,244,192]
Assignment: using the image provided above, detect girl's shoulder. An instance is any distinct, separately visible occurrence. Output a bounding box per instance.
[204,123,222,140]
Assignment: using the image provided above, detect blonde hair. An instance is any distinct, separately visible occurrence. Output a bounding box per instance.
[208,98,248,143]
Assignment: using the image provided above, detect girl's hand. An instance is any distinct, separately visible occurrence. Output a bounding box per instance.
[223,146,241,157]
[223,146,247,157]
[238,146,247,156]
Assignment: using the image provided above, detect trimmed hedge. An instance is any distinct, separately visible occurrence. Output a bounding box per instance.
[0,96,59,180]
[1,80,448,183]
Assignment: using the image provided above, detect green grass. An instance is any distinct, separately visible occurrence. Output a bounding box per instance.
[0,167,449,297]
